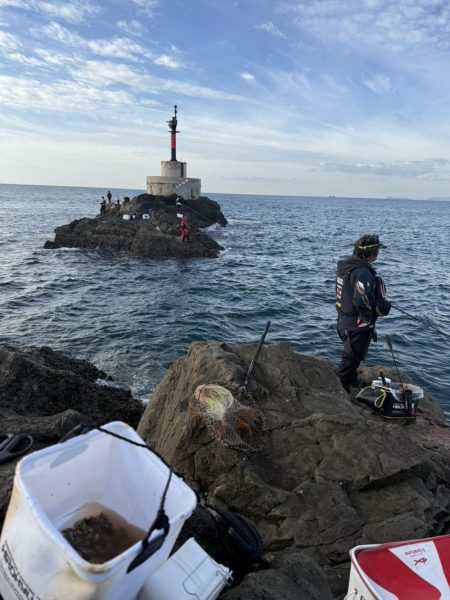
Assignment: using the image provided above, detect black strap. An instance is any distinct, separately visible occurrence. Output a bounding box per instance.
[127,507,171,573]
[94,427,173,573]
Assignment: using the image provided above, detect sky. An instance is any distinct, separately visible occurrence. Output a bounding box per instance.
[1,0,450,199]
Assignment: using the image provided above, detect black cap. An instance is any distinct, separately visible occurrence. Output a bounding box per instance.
[356,234,386,250]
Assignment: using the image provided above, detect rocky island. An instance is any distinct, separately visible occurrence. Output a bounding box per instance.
[44,193,227,259]
[1,340,449,598]
[44,107,228,259]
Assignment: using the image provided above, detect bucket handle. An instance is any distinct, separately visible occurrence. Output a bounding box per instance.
[127,507,171,573]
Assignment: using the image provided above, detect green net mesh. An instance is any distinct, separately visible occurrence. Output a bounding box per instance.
[189,384,265,450]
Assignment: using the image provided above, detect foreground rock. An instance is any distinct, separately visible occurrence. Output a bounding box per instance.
[137,340,450,598]
[44,193,227,259]
[0,345,144,525]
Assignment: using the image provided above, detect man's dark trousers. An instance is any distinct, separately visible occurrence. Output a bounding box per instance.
[337,326,372,390]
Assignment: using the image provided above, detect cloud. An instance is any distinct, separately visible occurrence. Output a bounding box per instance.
[0,74,135,112]
[282,0,450,53]
[116,19,146,37]
[255,20,287,39]
[321,157,450,178]
[71,60,244,100]
[37,1,99,23]
[153,54,181,69]
[36,21,85,47]
[241,72,256,81]
[34,22,181,67]
[87,37,149,61]
[5,50,43,64]
[70,60,145,88]
[129,0,158,17]
[0,29,20,50]
[0,0,30,7]
[364,74,393,93]
[34,47,74,65]
[320,73,348,95]
[0,0,99,22]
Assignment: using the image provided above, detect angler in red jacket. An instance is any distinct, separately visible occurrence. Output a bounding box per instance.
[336,234,391,391]
[180,215,190,242]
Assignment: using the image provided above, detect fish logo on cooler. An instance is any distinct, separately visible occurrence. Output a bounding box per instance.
[414,557,428,566]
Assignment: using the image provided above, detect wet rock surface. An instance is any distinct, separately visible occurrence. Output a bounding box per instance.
[0,345,144,526]
[44,193,227,259]
[138,340,450,598]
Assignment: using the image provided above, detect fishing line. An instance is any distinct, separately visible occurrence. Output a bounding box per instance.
[392,304,450,339]
[385,335,405,391]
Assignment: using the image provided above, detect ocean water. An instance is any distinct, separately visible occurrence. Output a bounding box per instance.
[0,184,449,412]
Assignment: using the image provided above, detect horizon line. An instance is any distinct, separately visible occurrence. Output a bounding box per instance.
[0,181,449,202]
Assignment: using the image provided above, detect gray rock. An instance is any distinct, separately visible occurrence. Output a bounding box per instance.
[215,548,333,599]
[0,345,145,527]
[137,340,450,598]
[0,345,143,424]
[220,569,312,600]
[44,193,226,258]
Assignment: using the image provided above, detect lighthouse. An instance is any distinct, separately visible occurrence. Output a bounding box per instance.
[168,104,178,161]
[146,105,201,200]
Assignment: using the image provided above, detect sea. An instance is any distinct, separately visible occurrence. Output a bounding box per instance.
[1,184,449,413]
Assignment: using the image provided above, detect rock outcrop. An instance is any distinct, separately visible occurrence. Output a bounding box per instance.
[2,339,449,598]
[137,340,450,598]
[44,193,227,259]
[0,345,144,526]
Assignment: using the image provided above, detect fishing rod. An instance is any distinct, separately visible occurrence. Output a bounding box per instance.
[385,335,405,390]
[239,320,271,394]
[391,304,450,339]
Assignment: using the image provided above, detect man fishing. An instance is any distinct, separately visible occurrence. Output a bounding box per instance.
[336,234,391,392]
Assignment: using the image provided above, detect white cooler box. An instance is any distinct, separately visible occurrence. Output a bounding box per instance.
[138,537,232,600]
[347,534,450,599]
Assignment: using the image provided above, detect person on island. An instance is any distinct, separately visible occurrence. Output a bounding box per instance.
[180,215,190,242]
[100,198,106,217]
[336,234,391,392]
[107,190,112,203]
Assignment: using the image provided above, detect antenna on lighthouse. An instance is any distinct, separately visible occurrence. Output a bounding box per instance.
[167,104,179,161]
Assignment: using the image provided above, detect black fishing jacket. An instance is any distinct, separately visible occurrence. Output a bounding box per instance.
[336,256,391,330]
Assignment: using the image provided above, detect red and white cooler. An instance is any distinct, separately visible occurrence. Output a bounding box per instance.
[347,534,450,599]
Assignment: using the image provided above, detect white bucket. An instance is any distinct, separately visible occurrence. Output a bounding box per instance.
[0,422,197,600]
[138,538,232,600]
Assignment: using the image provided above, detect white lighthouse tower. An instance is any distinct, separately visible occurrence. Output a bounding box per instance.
[146,105,201,200]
